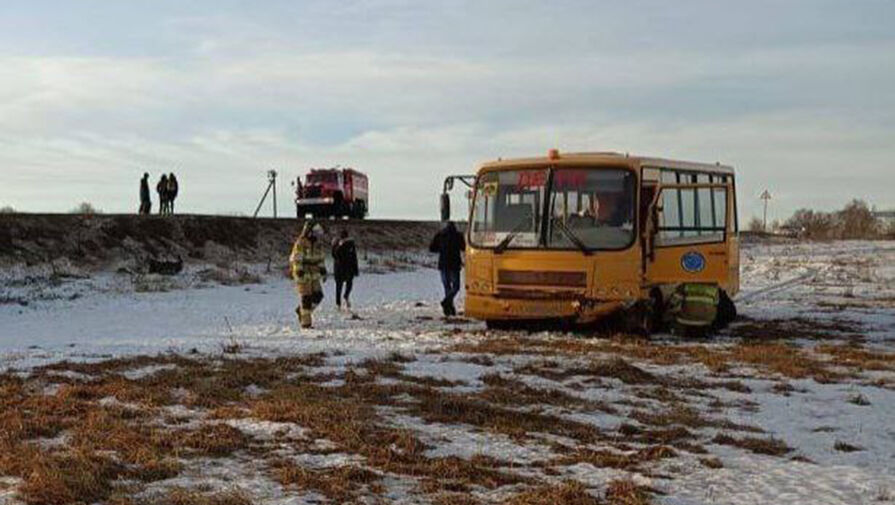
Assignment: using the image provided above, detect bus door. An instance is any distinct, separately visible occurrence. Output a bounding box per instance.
[643,182,732,287]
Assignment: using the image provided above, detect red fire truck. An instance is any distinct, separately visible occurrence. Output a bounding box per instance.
[294,167,369,219]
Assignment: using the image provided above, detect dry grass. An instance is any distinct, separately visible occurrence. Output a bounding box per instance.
[817,343,895,372]
[273,462,381,502]
[406,390,604,444]
[631,404,763,434]
[548,446,676,472]
[4,340,797,504]
[699,457,724,469]
[504,481,601,505]
[480,373,615,413]
[605,479,654,505]
[16,448,123,505]
[454,325,886,386]
[142,487,252,505]
[515,357,659,385]
[833,441,863,453]
[180,423,250,456]
[712,434,792,456]
[431,493,484,505]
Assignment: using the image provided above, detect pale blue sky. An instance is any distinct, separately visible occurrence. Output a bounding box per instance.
[1,1,893,220]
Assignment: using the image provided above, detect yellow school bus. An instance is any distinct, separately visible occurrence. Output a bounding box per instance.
[442,150,739,333]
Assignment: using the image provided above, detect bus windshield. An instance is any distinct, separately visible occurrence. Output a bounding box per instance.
[470,168,547,249]
[547,168,635,250]
[470,167,635,250]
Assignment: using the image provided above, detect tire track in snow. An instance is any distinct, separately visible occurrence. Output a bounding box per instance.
[736,268,819,304]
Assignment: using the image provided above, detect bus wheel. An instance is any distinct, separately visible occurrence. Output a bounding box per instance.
[622,299,657,336]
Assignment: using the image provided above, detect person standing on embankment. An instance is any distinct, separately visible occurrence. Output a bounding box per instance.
[139,173,151,215]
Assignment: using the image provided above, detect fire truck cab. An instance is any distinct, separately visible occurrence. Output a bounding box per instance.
[295,168,369,219]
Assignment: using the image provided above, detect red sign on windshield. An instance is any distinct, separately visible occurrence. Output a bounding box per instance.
[554,171,587,189]
[516,171,546,189]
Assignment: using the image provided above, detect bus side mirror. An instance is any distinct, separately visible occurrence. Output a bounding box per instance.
[440,193,451,222]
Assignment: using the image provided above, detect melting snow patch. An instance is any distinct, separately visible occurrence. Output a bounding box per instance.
[388,412,555,464]
[219,418,308,441]
[120,363,177,380]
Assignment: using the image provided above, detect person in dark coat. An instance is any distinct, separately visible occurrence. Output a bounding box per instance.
[157,174,169,215]
[139,173,152,215]
[429,221,465,317]
[332,229,359,311]
[167,173,179,215]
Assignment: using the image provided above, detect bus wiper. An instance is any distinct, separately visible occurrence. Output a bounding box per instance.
[494,217,532,254]
[554,218,592,255]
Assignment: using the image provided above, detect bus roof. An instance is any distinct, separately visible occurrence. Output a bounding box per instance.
[479,151,734,175]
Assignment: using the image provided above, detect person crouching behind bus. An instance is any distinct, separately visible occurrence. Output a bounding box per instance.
[429,221,465,317]
[290,223,327,329]
[332,229,359,311]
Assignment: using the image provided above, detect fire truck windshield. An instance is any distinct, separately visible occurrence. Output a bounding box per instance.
[307,172,338,184]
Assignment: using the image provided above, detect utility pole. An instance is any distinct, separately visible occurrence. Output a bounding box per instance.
[760,190,771,232]
[253,170,278,219]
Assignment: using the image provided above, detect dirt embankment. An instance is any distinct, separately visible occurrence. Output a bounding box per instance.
[0,214,443,272]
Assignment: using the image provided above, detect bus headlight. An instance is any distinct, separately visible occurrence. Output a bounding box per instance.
[467,279,493,294]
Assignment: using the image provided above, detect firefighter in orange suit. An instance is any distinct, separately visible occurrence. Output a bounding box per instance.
[290,223,327,329]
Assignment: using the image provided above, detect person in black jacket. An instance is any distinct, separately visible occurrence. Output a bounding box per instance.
[429,221,465,317]
[332,229,359,311]
[139,173,151,215]
[167,173,179,215]
[157,174,169,215]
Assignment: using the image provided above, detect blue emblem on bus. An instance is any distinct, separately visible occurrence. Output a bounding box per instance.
[681,251,706,273]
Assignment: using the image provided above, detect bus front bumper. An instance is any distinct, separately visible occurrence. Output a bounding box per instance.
[465,293,624,323]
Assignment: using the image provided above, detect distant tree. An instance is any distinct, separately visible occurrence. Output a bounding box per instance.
[0,205,15,214]
[747,217,764,232]
[785,208,835,240]
[886,220,895,239]
[837,199,879,239]
[71,202,101,215]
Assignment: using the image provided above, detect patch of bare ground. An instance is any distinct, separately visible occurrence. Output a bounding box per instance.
[699,457,723,469]
[515,357,660,385]
[359,357,466,387]
[454,319,886,385]
[137,487,252,505]
[833,441,863,453]
[816,343,895,372]
[711,434,793,456]
[729,316,866,341]
[404,390,604,444]
[480,373,615,413]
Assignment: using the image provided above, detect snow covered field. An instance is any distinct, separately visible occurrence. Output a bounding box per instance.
[0,240,893,505]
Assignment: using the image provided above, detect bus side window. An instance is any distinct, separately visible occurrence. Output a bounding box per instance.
[657,169,728,246]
